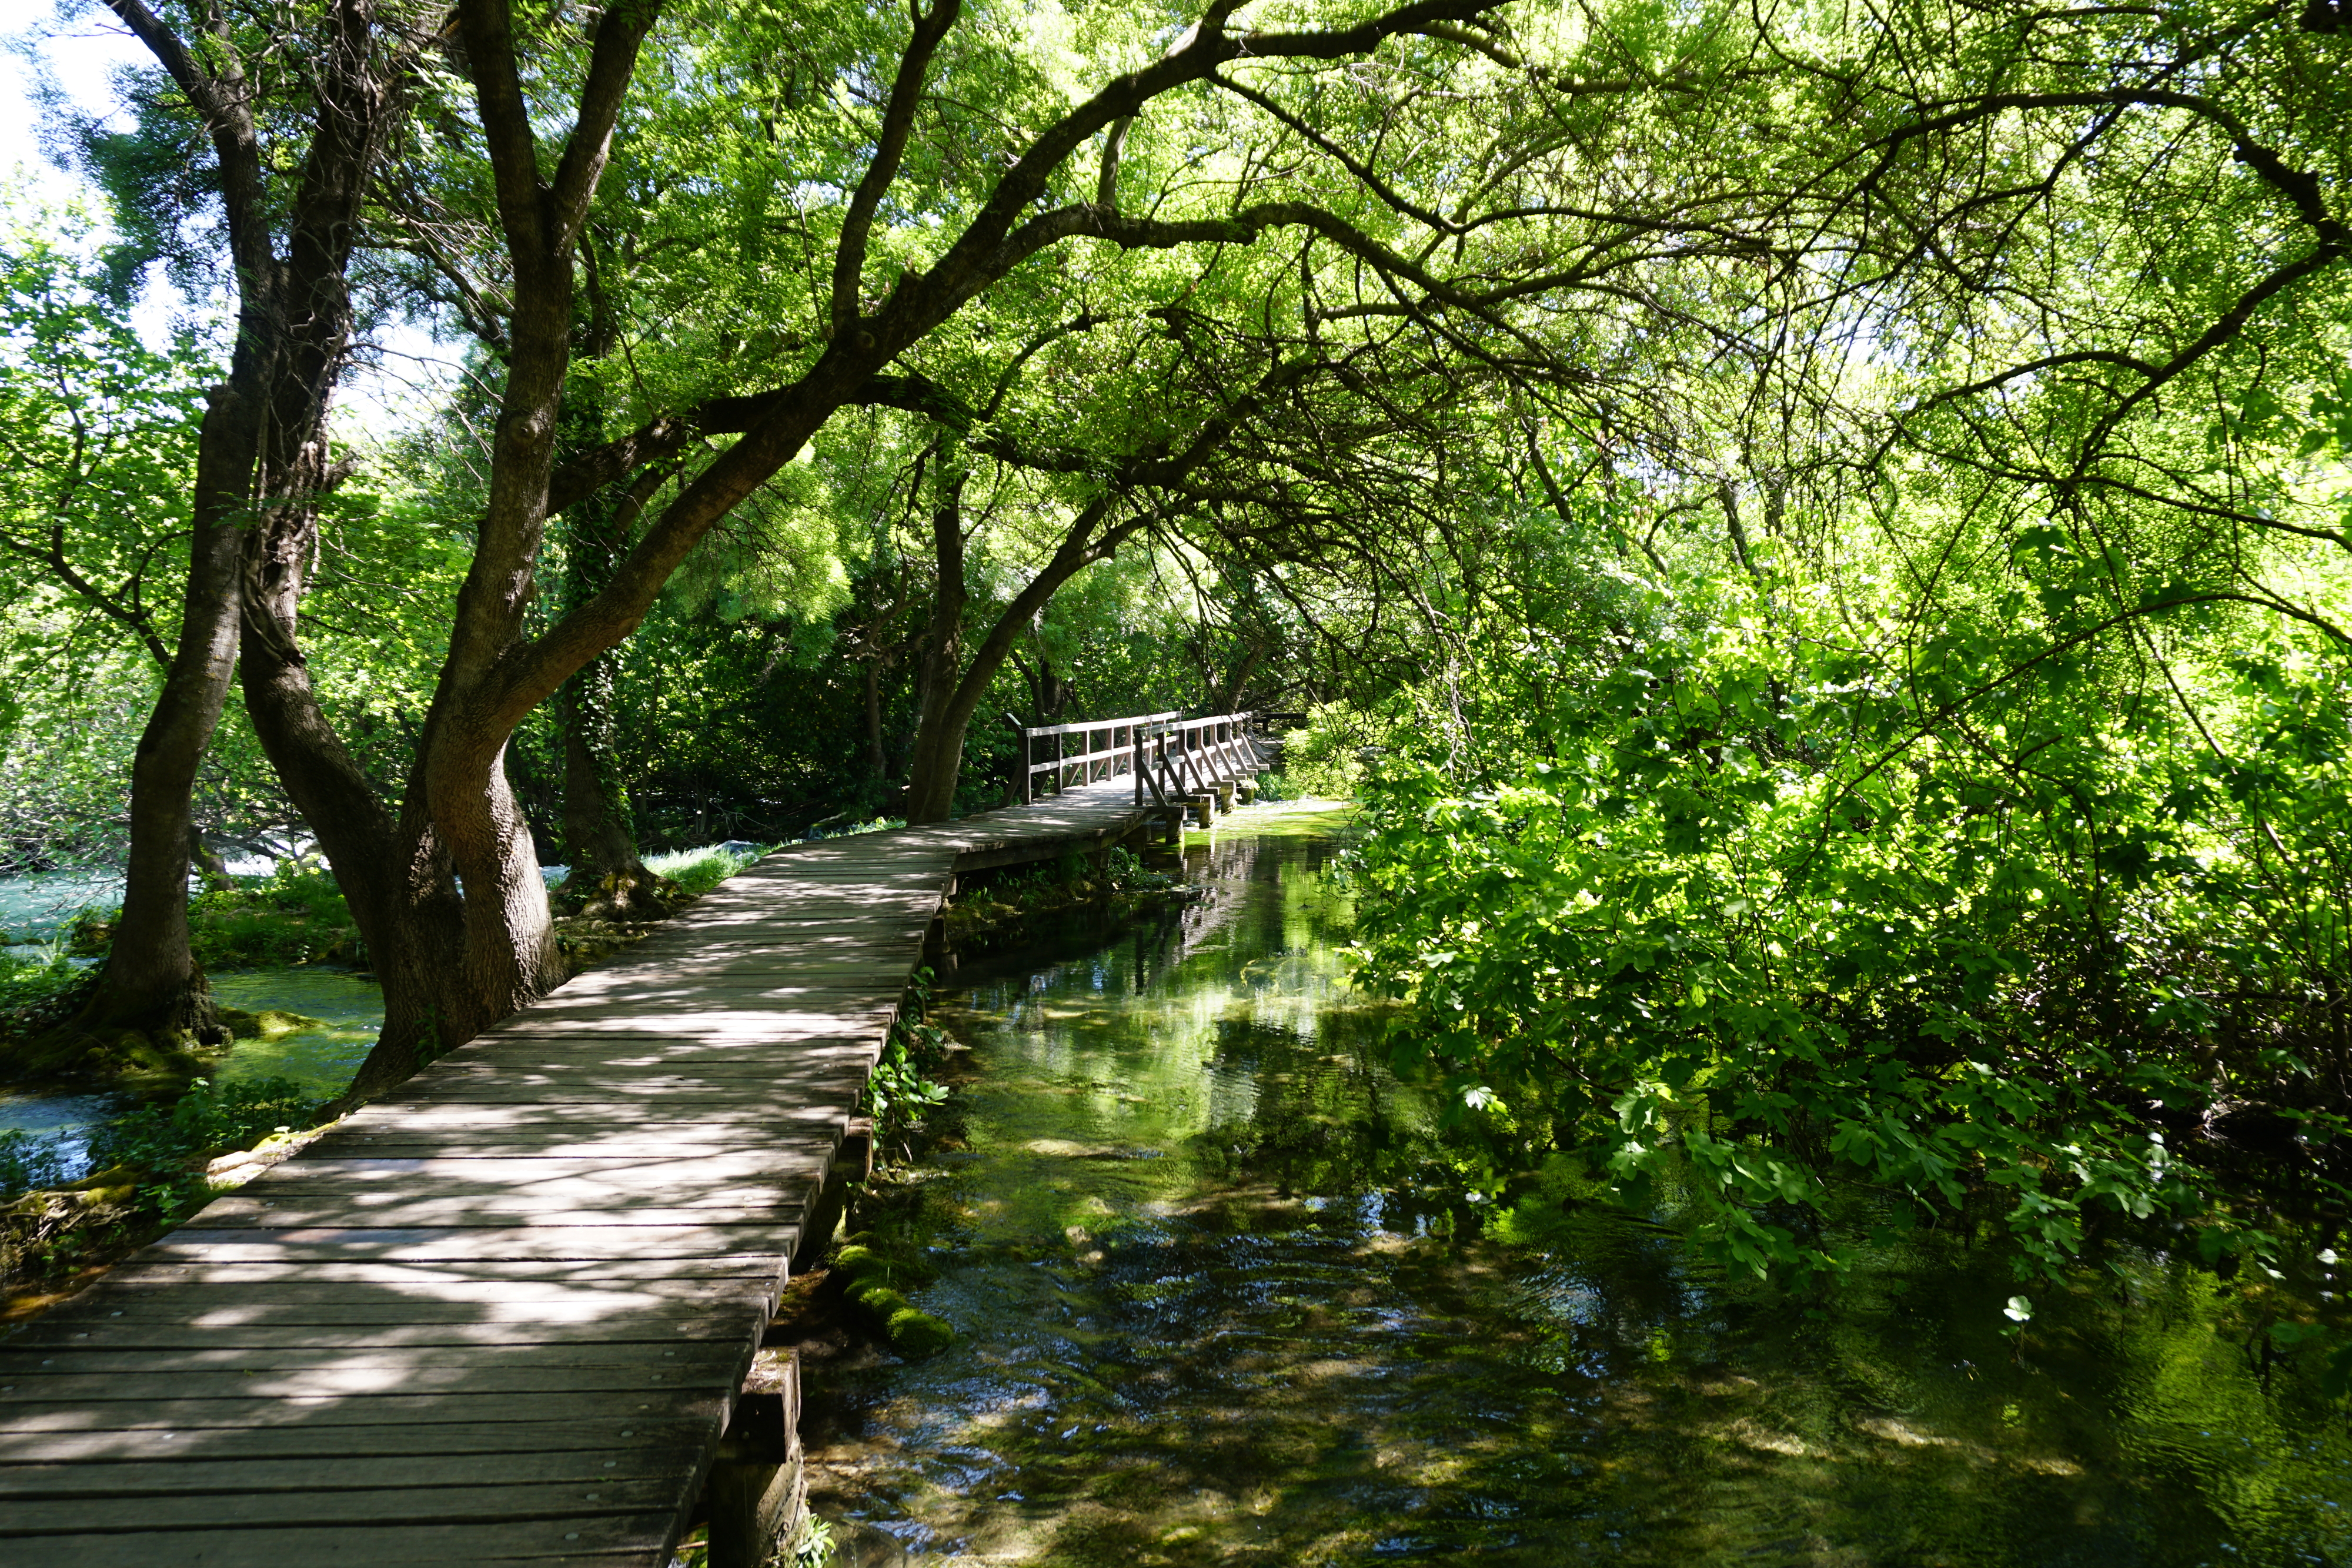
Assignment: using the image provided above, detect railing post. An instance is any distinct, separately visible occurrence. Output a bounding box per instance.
[1015,719,1031,805]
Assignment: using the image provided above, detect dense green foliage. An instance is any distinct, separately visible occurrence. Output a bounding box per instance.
[0,0,2345,1392]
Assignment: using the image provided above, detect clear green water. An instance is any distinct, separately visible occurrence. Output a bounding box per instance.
[803,831,2352,1567]
[0,871,122,941]
[206,968,385,1098]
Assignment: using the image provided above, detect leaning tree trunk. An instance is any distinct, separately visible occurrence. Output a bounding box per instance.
[238,592,477,1102]
[52,0,397,1059]
[61,373,270,1048]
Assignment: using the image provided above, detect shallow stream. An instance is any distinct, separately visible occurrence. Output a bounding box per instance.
[0,970,383,1179]
[803,816,2352,1567]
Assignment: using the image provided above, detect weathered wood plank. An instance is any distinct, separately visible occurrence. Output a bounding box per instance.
[0,1387,726,1430]
[5,1318,756,1352]
[141,1227,804,1264]
[186,1201,806,1229]
[0,1360,743,1403]
[0,1340,747,1378]
[2,1510,682,1562]
[0,1418,710,1465]
[81,1256,786,1288]
[0,1448,701,1498]
[207,1174,818,1205]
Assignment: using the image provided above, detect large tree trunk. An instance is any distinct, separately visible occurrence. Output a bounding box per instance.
[863,658,888,781]
[54,0,395,1056]
[553,456,659,909]
[63,377,263,1046]
[1211,641,1265,716]
[559,657,666,918]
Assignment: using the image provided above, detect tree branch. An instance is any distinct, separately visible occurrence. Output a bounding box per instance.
[832,0,963,339]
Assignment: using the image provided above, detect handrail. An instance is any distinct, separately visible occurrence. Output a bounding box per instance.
[1132,710,1261,818]
[1011,710,1186,803]
[1020,708,1182,739]
[1011,708,1268,806]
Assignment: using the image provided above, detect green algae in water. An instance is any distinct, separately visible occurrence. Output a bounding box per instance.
[207,969,383,1098]
[1184,798,1359,844]
[800,833,2352,1567]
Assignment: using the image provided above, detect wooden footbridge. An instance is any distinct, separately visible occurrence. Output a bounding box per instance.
[0,713,1272,1566]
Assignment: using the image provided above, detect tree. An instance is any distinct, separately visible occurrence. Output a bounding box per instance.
[224,0,1697,1101]
[41,0,406,1050]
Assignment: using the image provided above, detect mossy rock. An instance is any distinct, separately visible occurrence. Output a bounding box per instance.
[831,1242,937,1289]
[885,1306,956,1357]
[213,1008,325,1043]
[19,1029,203,1081]
[850,1281,912,1323]
[830,1243,887,1282]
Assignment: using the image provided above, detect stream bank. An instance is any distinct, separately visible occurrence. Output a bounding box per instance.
[796,818,2352,1567]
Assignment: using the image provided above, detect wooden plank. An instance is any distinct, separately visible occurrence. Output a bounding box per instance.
[216,1173,808,1205]
[0,1361,744,1403]
[0,1418,711,1465]
[245,1153,806,1181]
[4,1318,757,1352]
[480,1007,895,1032]
[322,1105,846,1129]
[82,1256,786,1288]
[6,1514,687,1561]
[183,1213,809,1232]
[377,1087,857,1111]
[1,1340,746,1378]
[141,1228,804,1264]
[0,1388,725,1431]
[0,1449,700,1499]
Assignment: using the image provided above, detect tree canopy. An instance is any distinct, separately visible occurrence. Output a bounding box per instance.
[2,0,2349,1372]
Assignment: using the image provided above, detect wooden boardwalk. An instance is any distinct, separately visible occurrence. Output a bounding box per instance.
[0,778,1190,1566]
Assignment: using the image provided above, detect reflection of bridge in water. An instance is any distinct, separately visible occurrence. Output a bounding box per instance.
[0,713,1277,1567]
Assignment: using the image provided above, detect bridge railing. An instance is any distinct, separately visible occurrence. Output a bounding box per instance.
[1011,709,1269,808]
[1131,711,1259,814]
[1013,710,1183,803]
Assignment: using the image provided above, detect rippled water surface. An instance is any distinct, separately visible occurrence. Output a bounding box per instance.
[803,823,2352,1567]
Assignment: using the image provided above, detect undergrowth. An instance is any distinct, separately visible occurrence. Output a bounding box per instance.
[865,966,953,1160]
[0,1074,326,1209]
[62,862,363,970]
[0,947,98,1042]
[644,842,771,898]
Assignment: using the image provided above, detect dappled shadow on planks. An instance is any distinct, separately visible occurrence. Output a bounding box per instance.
[0,780,1170,1565]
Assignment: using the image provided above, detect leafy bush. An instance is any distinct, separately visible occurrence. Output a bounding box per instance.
[0,948,97,1041]
[1278,701,1398,800]
[187,862,363,967]
[863,969,953,1155]
[83,1075,328,1216]
[1348,562,2352,1300]
[0,1075,326,1209]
